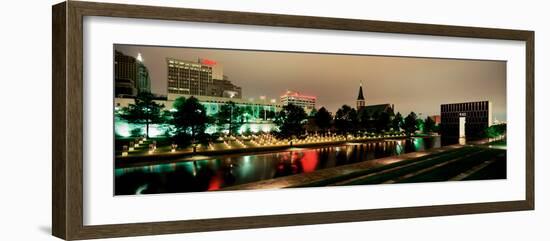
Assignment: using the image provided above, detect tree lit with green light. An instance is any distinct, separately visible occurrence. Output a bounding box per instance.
[118,91,165,138]
[403,112,419,136]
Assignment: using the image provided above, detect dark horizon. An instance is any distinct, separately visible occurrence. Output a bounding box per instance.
[115,44,507,121]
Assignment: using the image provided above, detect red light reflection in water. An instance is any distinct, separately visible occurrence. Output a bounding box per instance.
[208,173,222,191]
[300,151,319,173]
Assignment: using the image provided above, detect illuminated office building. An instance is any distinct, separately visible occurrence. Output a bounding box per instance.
[280,90,316,113]
[167,58,241,98]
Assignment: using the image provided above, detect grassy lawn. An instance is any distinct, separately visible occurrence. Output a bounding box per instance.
[396,148,505,183]
[341,148,485,185]
[293,147,474,187]
[298,146,506,187]
[463,153,507,180]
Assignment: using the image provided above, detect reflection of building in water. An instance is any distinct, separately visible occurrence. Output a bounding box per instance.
[114,94,282,137]
[440,100,493,138]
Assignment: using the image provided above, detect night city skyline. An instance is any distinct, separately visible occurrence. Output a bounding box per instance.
[115,44,507,121]
[114,44,508,195]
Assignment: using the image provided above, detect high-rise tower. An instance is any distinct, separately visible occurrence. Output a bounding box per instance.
[114,51,151,97]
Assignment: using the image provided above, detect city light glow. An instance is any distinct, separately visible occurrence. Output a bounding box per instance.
[136,53,143,62]
[113,46,507,195]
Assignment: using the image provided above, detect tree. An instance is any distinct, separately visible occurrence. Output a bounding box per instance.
[375,111,391,133]
[215,101,243,135]
[172,95,186,110]
[392,112,403,131]
[314,107,332,133]
[403,112,418,136]
[485,123,506,138]
[264,109,276,120]
[357,108,371,131]
[309,107,318,117]
[416,118,425,133]
[349,109,358,132]
[274,104,308,138]
[171,96,210,145]
[335,105,358,134]
[424,116,435,133]
[241,105,254,123]
[119,91,164,138]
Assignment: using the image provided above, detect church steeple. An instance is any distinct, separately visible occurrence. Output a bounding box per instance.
[356,81,365,109]
[357,82,365,100]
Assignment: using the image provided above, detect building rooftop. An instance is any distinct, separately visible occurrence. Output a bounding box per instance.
[360,104,394,116]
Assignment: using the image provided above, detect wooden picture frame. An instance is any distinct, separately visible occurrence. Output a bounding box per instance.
[52,1,534,240]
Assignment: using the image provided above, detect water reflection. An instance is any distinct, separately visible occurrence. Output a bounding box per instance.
[115,136,440,195]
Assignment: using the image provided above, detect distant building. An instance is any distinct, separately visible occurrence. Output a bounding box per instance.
[115,51,137,97]
[493,119,506,125]
[429,115,441,125]
[355,82,395,117]
[167,58,212,96]
[360,104,395,118]
[440,101,492,138]
[164,94,280,120]
[167,58,241,98]
[135,53,151,94]
[114,51,151,97]
[280,90,316,113]
[206,76,242,99]
[114,78,136,98]
[198,58,224,80]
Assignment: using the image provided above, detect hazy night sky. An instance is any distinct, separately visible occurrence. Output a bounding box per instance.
[115,45,506,121]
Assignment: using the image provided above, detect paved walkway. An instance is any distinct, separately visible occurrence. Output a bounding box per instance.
[221,144,464,191]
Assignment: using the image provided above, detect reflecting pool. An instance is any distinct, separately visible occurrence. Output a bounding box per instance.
[115,136,440,195]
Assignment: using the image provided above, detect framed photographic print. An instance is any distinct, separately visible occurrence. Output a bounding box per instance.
[52,1,534,240]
